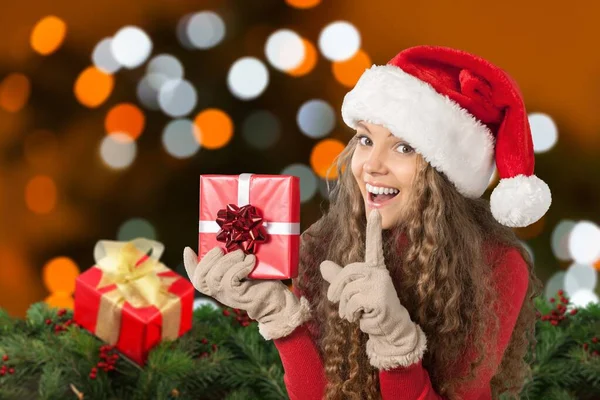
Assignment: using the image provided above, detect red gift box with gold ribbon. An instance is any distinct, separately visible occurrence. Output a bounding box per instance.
[198,174,301,279]
[74,238,194,366]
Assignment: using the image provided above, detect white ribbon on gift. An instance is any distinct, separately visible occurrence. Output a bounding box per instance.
[198,173,300,236]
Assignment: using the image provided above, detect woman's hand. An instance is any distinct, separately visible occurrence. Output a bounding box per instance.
[183,246,312,340]
[319,209,427,370]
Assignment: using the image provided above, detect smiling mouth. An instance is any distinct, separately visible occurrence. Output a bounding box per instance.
[367,190,399,205]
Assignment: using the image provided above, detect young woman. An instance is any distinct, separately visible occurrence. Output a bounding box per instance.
[184,45,552,399]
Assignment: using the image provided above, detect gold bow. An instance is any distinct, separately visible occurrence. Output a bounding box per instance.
[92,238,181,345]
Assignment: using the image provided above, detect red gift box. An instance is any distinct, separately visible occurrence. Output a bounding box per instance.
[198,173,300,279]
[74,239,194,366]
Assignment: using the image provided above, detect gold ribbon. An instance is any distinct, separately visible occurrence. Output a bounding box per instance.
[93,238,181,345]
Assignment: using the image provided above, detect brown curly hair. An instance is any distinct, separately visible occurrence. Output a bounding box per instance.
[293,134,543,399]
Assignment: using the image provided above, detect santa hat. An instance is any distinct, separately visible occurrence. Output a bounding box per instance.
[341,45,551,228]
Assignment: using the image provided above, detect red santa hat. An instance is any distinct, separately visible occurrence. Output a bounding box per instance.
[341,45,551,228]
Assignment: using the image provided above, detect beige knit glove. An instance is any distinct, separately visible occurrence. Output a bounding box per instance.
[320,209,427,370]
[183,246,311,340]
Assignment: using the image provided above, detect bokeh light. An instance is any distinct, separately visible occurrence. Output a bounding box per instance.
[24,129,58,167]
[310,138,345,179]
[570,289,599,308]
[529,112,558,153]
[297,99,336,138]
[332,49,371,87]
[551,219,576,261]
[318,21,360,61]
[147,54,184,90]
[318,177,334,199]
[227,57,269,100]
[288,38,318,77]
[565,262,598,297]
[74,66,114,108]
[117,218,157,241]
[105,103,145,140]
[285,0,322,8]
[45,292,75,310]
[193,109,234,150]
[25,175,57,214]
[568,220,600,264]
[111,26,152,69]
[159,79,197,117]
[193,297,219,310]
[183,11,226,50]
[92,37,121,74]
[242,110,280,149]
[0,73,31,112]
[281,163,318,203]
[43,257,80,294]
[30,15,67,56]
[100,133,137,169]
[520,241,535,263]
[265,29,305,71]
[162,119,201,158]
[137,75,161,110]
[544,271,566,301]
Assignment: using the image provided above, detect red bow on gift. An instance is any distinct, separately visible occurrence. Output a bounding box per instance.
[215,204,268,254]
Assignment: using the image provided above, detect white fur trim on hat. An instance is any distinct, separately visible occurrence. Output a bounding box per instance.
[490,174,552,227]
[341,64,496,198]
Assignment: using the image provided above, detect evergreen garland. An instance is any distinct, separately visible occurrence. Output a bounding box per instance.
[0,290,598,400]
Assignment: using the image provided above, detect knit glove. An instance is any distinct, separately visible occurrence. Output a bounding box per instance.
[183,246,311,340]
[320,209,428,370]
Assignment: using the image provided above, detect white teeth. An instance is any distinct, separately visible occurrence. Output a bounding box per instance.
[366,183,399,195]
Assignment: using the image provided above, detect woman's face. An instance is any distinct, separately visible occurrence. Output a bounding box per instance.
[351,121,419,230]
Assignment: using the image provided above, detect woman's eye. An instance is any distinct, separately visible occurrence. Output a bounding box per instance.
[396,144,414,154]
[358,135,372,146]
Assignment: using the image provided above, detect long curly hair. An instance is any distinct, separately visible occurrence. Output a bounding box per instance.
[294,134,544,399]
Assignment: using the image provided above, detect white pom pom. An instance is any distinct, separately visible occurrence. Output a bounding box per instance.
[490,174,552,228]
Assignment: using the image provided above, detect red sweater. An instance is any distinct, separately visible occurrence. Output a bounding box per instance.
[273,246,530,399]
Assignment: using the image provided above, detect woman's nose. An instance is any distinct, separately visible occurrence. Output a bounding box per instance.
[363,148,388,174]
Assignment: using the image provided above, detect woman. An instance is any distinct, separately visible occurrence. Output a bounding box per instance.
[184,45,552,399]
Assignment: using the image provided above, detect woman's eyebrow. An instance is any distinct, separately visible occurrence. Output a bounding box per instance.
[357,124,397,139]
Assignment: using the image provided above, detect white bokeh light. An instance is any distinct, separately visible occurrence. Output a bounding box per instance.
[227,57,269,100]
[569,289,599,308]
[146,54,184,90]
[281,163,318,203]
[92,37,121,74]
[100,133,137,170]
[318,21,360,61]
[529,112,558,153]
[297,99,336,138]
[162,119,200,159]
[111,26,153,69]
[564,262,598,297]
[158,79,197,117]
[265,29,305,71]
[544,271,566,301]
[551,220,576,261]
[117,218,157,241]
[193,297,219,310]
[137,75,160,110]
[186,11,226,50]
[568,220,600,264]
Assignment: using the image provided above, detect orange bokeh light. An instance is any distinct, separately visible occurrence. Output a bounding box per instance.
[0,73,31,112]
[45,291,75,310]
[193,109,234,149]
[310,139,346,179]
[105,103,145,140]
[43,256,80,294]
[30,15,67,56]
[285,0,321,8]
[25,175,57,214]
[74,66,114,108]
[288,38,318,77]
[594,258,600,271]
[332,49,372,88]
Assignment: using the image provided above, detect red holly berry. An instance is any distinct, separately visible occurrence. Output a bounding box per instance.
[593,351,599,357]
[201,338,208,344]
[241,321,250,327]
[0,370,4,377]
[8,368,14,375]
[89,373,96,379]
[57,308,66,316]
[549,298,555,303]
[212,344,218,351]
[561,297,568,304]
[233,308,241,315]
[222,309,230,317]
[570,309,578,315]
[593,337,598,344]
[108,365,115,371]
[551,320,558,326]
[584,343,589,350]
[558,290,564,296]
[45,319,52,325]
[2,355,8,362]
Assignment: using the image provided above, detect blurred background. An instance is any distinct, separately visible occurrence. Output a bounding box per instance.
[1,0,599,318]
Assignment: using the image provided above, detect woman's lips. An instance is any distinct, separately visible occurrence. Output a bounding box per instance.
[366,190,399,209]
